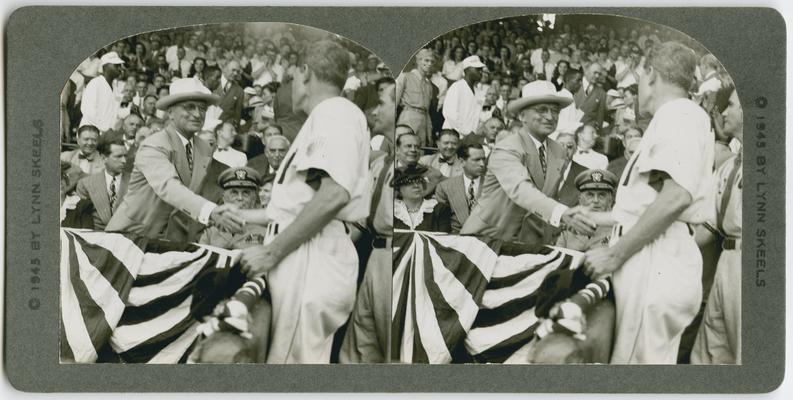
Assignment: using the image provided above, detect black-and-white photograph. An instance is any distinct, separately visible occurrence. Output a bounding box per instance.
[59,22,395,364]
[392,13,742,365]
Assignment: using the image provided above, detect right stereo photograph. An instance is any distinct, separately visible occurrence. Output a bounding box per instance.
[392,13,741,365]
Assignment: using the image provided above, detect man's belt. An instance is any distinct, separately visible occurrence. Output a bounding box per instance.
[723,237,741,250]
[373,236,392,249]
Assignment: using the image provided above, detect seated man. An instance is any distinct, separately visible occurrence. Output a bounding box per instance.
[199,166,269,249]
[556,169,618,252]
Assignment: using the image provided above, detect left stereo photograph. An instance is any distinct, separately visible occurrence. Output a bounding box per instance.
[59,22,396,364]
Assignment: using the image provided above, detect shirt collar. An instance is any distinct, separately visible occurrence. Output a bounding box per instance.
[221,75,229,89]
[104,170,118,184]
[527,133,546,150]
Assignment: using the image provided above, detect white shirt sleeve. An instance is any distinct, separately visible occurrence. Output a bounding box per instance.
[292,103,365,197]
[636,105,711,197]
[198,202,217,225]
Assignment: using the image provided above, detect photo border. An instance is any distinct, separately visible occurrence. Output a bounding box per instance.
[4,6,785,392]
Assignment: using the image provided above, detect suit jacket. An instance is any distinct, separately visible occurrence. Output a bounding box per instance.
[435,174,483,234]
[419,153,465,178]
[578,85,607,132]
[164,157,230,243]
[246,153,273,177]
[60,149,105,175]
[557,161,586,208]
[216,81,244,126]
[460,131,566,244]
[105,125,214,240]
[76,171,129,230]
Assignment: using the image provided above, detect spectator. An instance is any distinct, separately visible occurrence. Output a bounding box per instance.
[61,123,104,174]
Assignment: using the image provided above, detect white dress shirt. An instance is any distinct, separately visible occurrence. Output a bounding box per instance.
[213,146,247,168]
[573,147,609,170]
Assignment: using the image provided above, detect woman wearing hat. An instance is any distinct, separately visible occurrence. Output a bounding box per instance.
[393,165,451,233]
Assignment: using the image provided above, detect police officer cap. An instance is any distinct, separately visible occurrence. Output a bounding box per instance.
[218,167,262,189]
[575,169,617,192]
[392,164,428,188]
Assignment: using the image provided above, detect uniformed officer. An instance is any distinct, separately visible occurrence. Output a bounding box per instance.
[199,166,269,249]
[556,169,618,252]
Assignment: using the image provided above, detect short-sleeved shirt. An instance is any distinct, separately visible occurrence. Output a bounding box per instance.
[267,96,371,223]
[705,154,742,238]
[613,98,714,225]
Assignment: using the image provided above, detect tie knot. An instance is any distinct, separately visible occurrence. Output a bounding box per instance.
[579,149,589,154]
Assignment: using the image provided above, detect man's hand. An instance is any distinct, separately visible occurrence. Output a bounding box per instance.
[583,246,625,279]
[210,204,245,233]
[561,206,597,236]
[239,244,283,278]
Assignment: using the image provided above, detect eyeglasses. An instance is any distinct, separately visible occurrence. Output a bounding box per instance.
[529,105,561,116]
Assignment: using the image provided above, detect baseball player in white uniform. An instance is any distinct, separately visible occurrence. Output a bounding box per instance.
[238,40,371,363]
[582,42,714,364]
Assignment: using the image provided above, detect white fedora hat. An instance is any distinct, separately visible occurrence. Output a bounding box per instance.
[508,80,573,115]
[156,78,220,110]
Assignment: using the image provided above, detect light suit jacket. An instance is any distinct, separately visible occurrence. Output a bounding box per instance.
[76,171,129,230]
[435,174,483,234]
[105,125,213,239]
[460,131,566,244]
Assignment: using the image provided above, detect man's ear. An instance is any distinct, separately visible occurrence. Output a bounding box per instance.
[300,64,311,85]
[644,66,657,85]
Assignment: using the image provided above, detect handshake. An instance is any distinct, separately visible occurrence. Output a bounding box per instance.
[560,206,613,236]
[209,203,246,233]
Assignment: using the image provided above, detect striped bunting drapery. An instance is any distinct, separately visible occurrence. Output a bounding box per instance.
[391,229,584,364]
[60,228,239,364]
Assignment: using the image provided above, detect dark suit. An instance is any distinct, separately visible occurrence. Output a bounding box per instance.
[578,83,608,132]
[461,132,567,245]
[105,125,214,241]
[216,80,244,127]
[557,161,587,207]
[435,174,483,234]
[75,172,129,230]
[247,154,273,177]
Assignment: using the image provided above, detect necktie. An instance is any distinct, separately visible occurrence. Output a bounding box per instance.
[467,180,477,210]
[538,143,547,175]
[185,142,194,172]
[109,176,117,207]
[77,152,92,160]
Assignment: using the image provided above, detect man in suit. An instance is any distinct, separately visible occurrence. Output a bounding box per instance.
[75,137,129,230]
[247,134,290,177]
[555,132,587,207]
[578,62,608,133]
[61,123,105,175]
[105,78,244,240]
[462,117,503,158]
[216,60,245,127]
[435,143,486,233]
[419,129,464,178]
[104,113,144,172]
[460,80,596,244]
[395,130,444,197]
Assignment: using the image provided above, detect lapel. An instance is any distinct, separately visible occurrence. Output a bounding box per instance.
[165,126,192,187]
[114,173,130,212]
[189,136,212,193]
[541,141,565,196]
[449,175,469,220]
[88,173,112,224]
[517,132,545,190]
